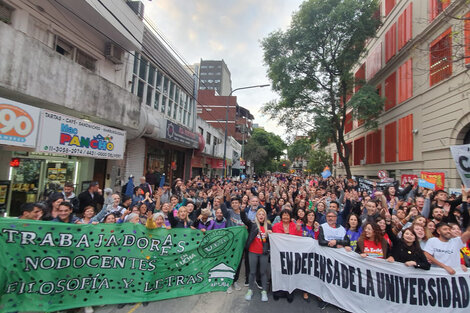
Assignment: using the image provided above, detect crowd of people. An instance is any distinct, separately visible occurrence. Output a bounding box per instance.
[13,173,470,311]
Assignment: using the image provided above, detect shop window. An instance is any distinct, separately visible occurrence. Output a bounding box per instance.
[384,72,396,110]
[344,112,353,134]
[385,23,397,63]
[398,59,412,103]
[385,0,396,16]
[354,64,366,93]
[154,91,160,110]
[353,137,365,166]
[430,28,452,86]
[0,1,13,24]
[398,3,413,50]
[385,121,397,163]
[429,0,450,22]
[366,43,382,80]
[366,130,382,164]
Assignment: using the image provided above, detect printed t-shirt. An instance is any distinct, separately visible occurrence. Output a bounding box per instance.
[249,226,266,254]
[424,237,465,269]
[363,239,384,258]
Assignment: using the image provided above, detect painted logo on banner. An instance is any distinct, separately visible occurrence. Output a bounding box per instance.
[38,111,126,160]
[0,98,41,148]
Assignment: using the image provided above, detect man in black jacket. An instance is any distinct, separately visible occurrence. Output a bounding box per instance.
[78,182,104,215]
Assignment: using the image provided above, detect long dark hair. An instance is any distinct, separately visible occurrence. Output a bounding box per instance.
[346,213,361,231]
[359,222,383,245]
[400,228,423,254]
[302,210,315,226]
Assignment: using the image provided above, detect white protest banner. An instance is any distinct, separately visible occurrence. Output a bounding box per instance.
[270,233,469,313]
[0,97,41,148]
[450,144,470,188]
[37,110,126,159]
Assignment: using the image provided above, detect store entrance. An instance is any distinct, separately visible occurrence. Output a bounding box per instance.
[8,156,78,216]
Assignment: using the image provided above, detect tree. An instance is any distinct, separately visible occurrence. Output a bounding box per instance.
[308,149,333,176]
[287,137,312,160]
[262,0,383,178]
[244,128,287,173]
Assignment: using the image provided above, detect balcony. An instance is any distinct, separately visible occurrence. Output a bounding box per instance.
[0,22,140,130]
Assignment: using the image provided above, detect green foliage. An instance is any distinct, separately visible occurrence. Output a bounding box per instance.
[287,138,312,160]
[308,149,333,175]
[244,128,287,174]
[261,0,382,177]
[349,84,384,130]
[276,159,292,173]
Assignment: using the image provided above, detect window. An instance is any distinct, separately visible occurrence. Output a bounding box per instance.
[366,43,382,80]
[398,115,413,161]
[384,72,396,111]
[398,59,412,103]
[385,121,397,163]
[385,23,397,63]
[206,132,212,145]
[398,3,413,50]
[430,28,452,86]
[354,64,366,93]
[198,127,204,135]
[0,1,13,24]
[385,0,396,16]
[366,130,382,164]
[429,0,450,22]
[345,112,353,134]
[75,49,96,71]
[353,137,365,166]
[55,37,74,59]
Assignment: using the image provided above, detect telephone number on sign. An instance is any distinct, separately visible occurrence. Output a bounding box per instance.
[43,146,84,154]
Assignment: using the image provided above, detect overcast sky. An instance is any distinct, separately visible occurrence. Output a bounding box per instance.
[145,0,304,139]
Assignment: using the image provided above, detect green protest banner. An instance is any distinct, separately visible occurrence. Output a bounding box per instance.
[0,219,247,312]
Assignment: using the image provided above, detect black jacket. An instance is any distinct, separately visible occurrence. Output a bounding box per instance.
[78,190,104,213]
[318,224,350,248]
[386,225,430,270]
[240,209,271,254]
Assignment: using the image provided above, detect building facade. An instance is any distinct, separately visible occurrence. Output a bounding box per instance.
[329,0,470,190]
[0,0,145,216]
[198,59,232,96]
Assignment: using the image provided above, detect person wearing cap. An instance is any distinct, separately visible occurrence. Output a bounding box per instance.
[78,181,104,214]
[424,222,470,274]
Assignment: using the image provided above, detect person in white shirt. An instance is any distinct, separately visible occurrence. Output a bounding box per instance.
[424,222,470,274]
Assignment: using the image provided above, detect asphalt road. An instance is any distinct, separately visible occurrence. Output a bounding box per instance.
[94,288,343,313]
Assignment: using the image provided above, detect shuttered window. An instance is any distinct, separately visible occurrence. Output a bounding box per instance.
[366,43,382,80]
[398,115,413,161]
[384,72,396,111]
[353,137,365,166]
[0,2,13,24]
[385,0,396,16]
[465,13,470,65]
[354,64,366,93]
[398,3,413,50]
[398,59,412,103]
[429,0,450,22]
[385,122,397,163]
[366,130,382,164]
[345,112,353,134]
[385,24,397,63]
[430,28,452,86]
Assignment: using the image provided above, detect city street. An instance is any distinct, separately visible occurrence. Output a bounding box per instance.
[95,289,342,313]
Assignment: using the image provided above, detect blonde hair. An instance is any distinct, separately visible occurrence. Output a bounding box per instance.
[177,206,190,223]
[255,208,269,237]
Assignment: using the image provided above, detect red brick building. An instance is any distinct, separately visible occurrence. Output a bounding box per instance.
[197,90,254,143]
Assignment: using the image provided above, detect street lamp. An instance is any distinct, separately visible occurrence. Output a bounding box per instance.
[223,84,270,178]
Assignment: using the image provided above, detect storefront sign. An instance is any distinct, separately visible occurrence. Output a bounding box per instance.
[166,120,198,148]
[191,156,204,168]
[211,158,224,169]
[0,97,41,148]
[270,234,470,313]
[0,220,247,312]
[37,110,126,159]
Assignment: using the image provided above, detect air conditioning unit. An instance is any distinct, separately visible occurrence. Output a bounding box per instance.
[126,1,144,20]
[105,43,124,64]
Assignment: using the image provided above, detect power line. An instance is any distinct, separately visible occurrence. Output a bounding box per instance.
[51,0,229,131]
